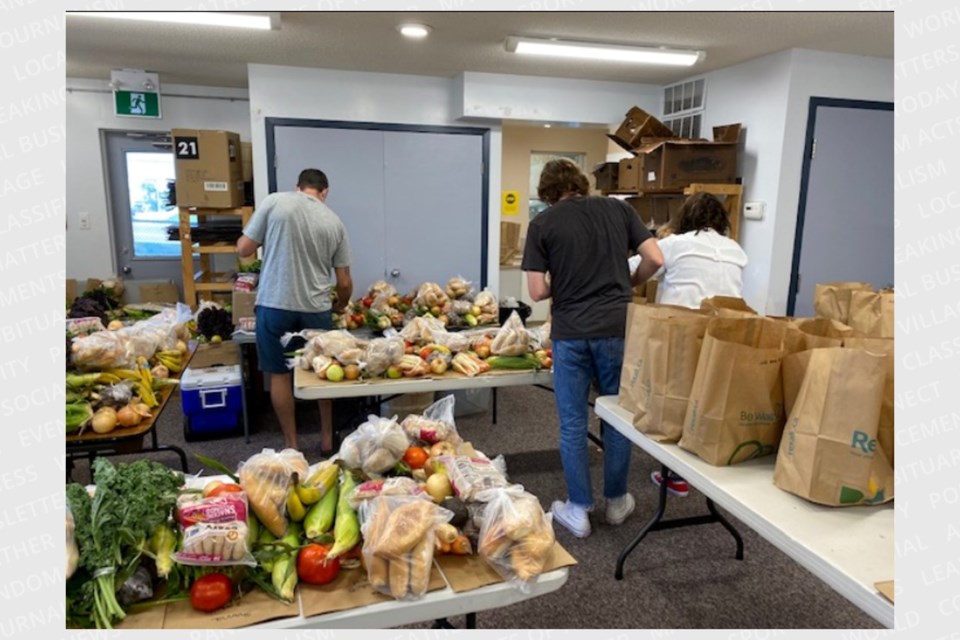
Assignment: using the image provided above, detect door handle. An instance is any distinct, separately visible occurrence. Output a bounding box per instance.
[122,266,132,275]
[390,269,400,278]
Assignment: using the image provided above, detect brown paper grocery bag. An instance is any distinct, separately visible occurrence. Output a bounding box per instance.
[844,337,895,466]
[782,318,859,414]
[699,296,758,317]
[774,347,892,506]
[679,317,787,465]
[848,289,895,338]
[813,282,873,324]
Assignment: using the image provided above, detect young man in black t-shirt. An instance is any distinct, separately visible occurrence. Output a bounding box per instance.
[522,158,663,538]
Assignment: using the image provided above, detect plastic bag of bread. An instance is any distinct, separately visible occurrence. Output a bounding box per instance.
[287,330,359,362]
[359,495,453,600]
[436,454,509,501]
[474,289,499,317]
[399,315,445,344]
[413,282,449,314]
[445,276,473,300]
[490,311,530,356]
[174,490,256,566]
[237,448,309,537]
[337,415,410,476]
[431,329,470,354]
[364,337,405,377]
[527,320,552,351]
[349,477,427,508]
[70,330,133,370]
[401,395,461,445]
[477,486,555,591]
[368,280,397,300]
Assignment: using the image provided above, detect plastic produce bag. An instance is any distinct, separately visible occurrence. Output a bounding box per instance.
[437,454,509,501]
[359,495,453,600]
[174,490,256,566]
[527,320,552,351]
[477,486,555,591]
[364,337,406,377]
[431,330,470,353]
[413,282,449,314]
[237,448,309,537]
[368,280,397,300]
[70,330,133,370]
[473,289,499,325]
[337,415,409,476]
[401,395,461,445]
[445,276,473,300]
[400,315,445,344]
[349,477,427,509]
[490,311,529,356]
[288,330,362,368]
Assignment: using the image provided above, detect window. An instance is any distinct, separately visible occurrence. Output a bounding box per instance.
[125,151,179,257]
[528,151,586,221]
[662,78,706,138]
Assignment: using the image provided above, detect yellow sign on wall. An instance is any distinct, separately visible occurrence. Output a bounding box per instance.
[502,190,520,215]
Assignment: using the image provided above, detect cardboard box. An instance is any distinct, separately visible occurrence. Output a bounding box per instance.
[592,162,620,192]
[500,220,522,265]
[232,289,257,323]
[66,278,77,303]
[618,157,644,192]
[637,139,739,191]
[240,141,253,183]
[610,106,676,152]
[189,342,240,369]
[624,195,684,226]
[171,129,244,208]
[138,282,180,304]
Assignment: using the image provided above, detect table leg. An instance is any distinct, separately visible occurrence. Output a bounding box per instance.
[615,465,746,580]
[492,387,498,425]
[239,342,250,444]
[466,612,477,628]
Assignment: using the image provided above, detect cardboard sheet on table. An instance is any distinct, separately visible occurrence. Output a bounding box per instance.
[437,543,576,593]
[300,563,445,617]
[875,580,895,603]
[161,586,299,629]
[115,603,166,629]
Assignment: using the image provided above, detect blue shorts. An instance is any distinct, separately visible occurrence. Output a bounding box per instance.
[255,305,333,374]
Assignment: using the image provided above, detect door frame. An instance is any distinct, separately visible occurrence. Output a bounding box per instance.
[265,117,491,288]
[786,97,894,316]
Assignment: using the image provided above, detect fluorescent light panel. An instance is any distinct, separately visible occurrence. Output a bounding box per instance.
[69,12,274,30]
[508,37,702,66]
[399,24,431,38]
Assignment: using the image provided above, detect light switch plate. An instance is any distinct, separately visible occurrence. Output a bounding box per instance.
[743,202,764,220]
[78,211,90,230]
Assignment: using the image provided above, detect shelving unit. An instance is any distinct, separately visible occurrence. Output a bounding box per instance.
[179,206,253,309]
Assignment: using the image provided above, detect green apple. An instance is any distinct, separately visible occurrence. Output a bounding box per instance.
[326,364,345,382]
[386,366,402,379]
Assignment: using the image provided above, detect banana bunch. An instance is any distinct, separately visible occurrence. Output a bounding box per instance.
[154,349,183,374]
[285,463,340,523]
[136,356,158,408]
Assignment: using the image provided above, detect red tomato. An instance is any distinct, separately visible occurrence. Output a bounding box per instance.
[208,483,244,498]
[402,446,429,470]
[190,573,233,612]
[297,543,341,585]
[362,296,374,308]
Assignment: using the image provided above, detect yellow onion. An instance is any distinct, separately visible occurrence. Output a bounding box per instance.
[91,407,118,434]
[116,405,141,428]
[132,403,153,418]
[151,364,169,379]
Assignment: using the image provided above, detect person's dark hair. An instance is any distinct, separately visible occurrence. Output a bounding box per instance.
[297,168,329,192]
[537,158,589,205]
[676,192,730,236]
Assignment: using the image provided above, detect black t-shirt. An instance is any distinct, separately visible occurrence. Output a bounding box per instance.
[521,195,651,341]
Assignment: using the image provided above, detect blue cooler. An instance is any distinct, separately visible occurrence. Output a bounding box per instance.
[181,364,243,440]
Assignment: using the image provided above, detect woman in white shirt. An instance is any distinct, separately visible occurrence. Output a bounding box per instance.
[630,192,748,496]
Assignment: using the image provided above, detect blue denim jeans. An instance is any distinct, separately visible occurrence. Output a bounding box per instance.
[552,337,631,509]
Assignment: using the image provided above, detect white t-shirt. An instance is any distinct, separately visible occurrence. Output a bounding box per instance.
[630,229,747,309]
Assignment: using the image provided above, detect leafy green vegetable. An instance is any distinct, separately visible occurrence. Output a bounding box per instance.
[66,458,183,629]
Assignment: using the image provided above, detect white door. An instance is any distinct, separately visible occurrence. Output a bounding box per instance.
[789,101,894,316]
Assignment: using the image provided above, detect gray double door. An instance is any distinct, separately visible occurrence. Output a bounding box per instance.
[272,124,486,297]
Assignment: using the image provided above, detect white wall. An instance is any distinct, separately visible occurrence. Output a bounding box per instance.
[691,49,892,314]
[247,64,661,294]
[66,78,251,279]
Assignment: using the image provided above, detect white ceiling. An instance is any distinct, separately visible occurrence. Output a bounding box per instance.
[66,11,893,88]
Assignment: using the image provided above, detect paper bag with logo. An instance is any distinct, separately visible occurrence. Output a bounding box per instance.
[679,317,787,465]
[847,289,894,338]
[631,312,711,442]
[774,347,892,506]
[781,318,859,415]
[813,282,873,324]
[844,337,895,466]
[699,296,757,318]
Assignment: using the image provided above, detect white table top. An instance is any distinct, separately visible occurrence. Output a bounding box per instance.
[594,396,894,629]
[294,367,554,400]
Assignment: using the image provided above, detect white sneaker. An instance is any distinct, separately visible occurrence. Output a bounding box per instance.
[550,500,592,538]
[605,493,636,525]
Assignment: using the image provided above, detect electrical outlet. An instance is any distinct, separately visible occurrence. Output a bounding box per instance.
[743,202,764,220]
[78,211,91,230]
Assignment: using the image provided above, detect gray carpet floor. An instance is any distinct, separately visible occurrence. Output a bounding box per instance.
[67,383,881,630]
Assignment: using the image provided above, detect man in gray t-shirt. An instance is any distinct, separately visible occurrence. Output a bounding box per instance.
[238,168,353,453]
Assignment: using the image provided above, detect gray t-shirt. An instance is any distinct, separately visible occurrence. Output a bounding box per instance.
[243,191,351,313]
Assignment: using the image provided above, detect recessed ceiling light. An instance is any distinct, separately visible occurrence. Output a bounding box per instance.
[544,124,552,128]
[506,36,703,66]
[69,11,278,30]
[399,24,431,39]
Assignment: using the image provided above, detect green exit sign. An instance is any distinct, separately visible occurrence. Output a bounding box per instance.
[114,90,161,118]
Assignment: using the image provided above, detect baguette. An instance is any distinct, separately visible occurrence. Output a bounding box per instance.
[408,536,432,596]
[378,501,434,556]
[369,555,390,590]
[389,554,410,599]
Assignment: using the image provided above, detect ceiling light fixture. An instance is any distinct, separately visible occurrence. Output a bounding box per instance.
[69,12,278,30]
[398,23,432,39]
[506,36,703,66]
[543,124,552,128]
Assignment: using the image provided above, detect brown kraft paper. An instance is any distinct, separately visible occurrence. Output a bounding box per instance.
[813,281,873,325]
[774,347,892,506]
[847,289,895,338]
[844,337,895,466]
[679,317,786,465]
